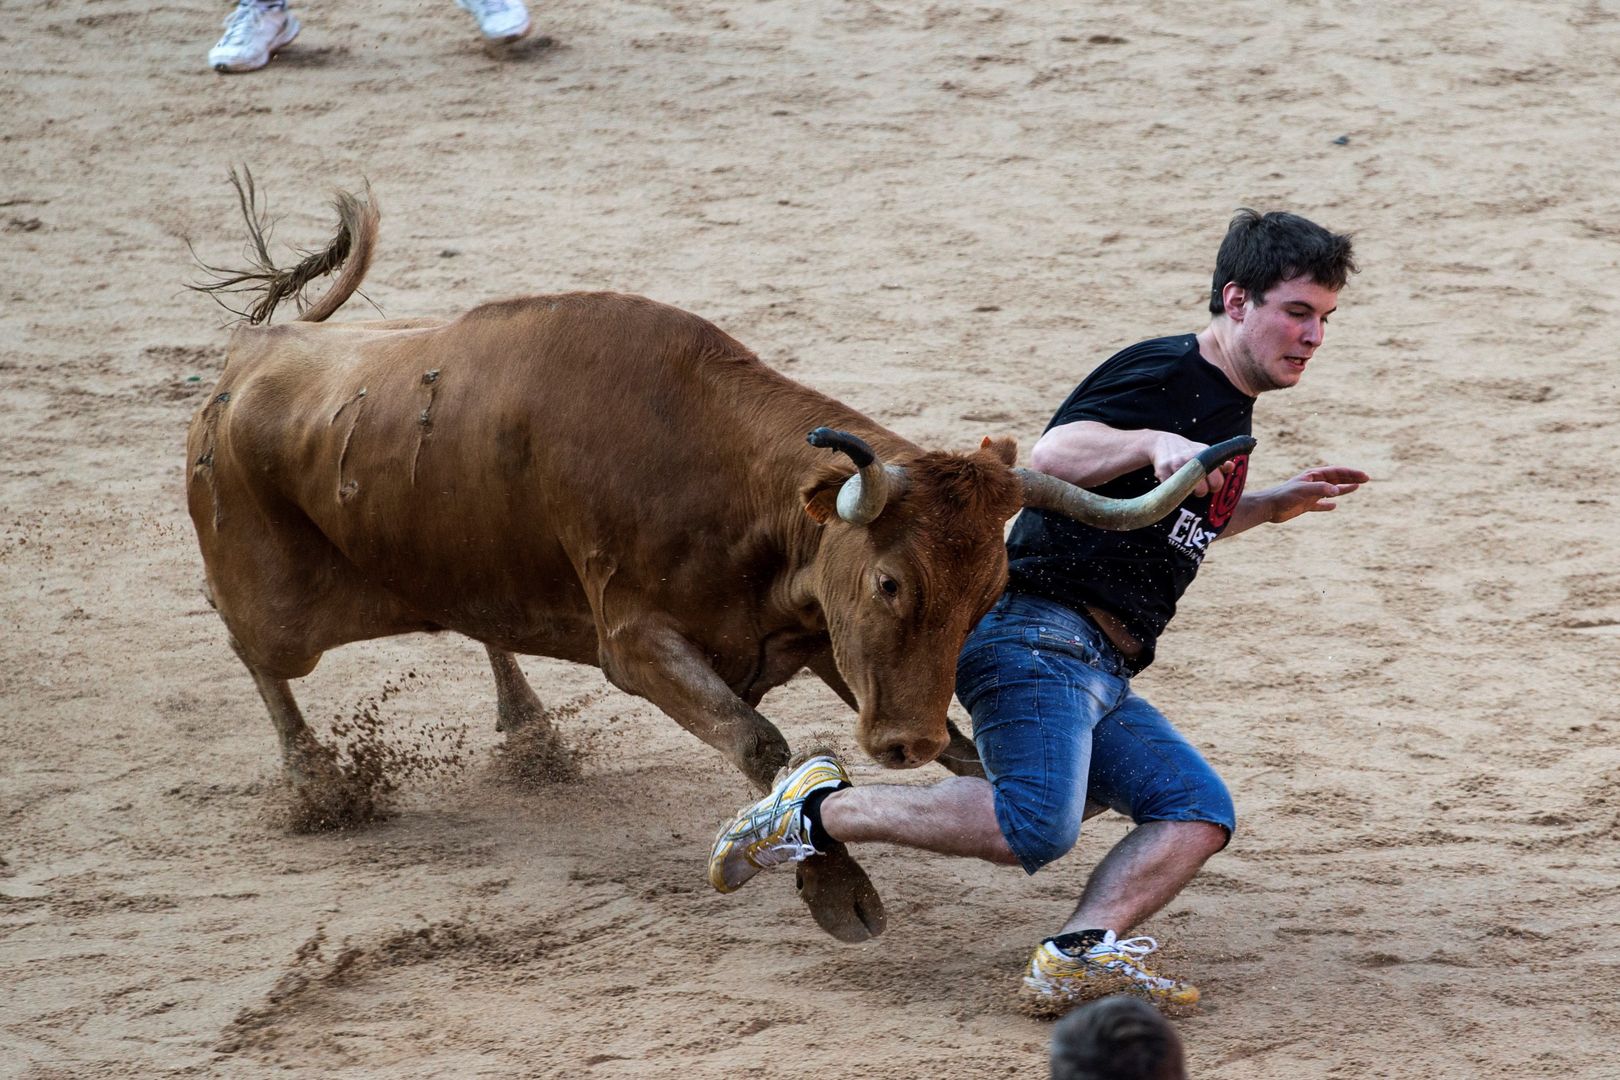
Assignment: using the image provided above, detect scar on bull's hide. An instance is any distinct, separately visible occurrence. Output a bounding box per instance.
[193,392,229,528]
[329,386,367,424]
[334,388,368,504]
[411,370,439,486]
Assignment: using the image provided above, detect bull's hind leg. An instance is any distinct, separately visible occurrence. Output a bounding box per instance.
[486,645,550,734]
[198,513,433,826]
[485,645,578,783]
[223,635,387,830]
[229,637,346,791]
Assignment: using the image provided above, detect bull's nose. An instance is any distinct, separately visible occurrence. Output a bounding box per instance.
[874,736,947,769]
[875,744,915,768]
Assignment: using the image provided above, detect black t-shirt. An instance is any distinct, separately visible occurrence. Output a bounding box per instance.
[1005,334,1254,671]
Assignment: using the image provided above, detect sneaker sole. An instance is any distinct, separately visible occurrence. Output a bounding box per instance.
[484,18,531,44]
[211,15,301,73]
[1017,973,1200,1018]
[1017,971,1132,1018]
[707,818,748,894]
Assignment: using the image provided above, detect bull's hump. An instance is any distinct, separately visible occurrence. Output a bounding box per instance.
[456,292,754,362]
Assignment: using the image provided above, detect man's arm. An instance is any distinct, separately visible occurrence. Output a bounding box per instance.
[1029,420,1236,496]
[1218,467,1369,539]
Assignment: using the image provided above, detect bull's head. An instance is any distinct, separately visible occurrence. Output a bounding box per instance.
[801,426,1253,769]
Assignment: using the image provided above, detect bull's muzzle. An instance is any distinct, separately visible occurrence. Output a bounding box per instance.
[860,723,949,770]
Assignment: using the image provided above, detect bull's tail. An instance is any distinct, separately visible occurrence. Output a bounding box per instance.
[189,166,378,325]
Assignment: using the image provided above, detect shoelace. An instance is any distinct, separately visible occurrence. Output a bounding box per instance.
[466,0,518,15]
[219,3,272,47]
[751,837,818,867]
[1092,931,1160,959]
[729,785,824,867]
[1086,933,1182,991]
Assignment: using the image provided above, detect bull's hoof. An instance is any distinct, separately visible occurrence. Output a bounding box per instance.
[279,737,388,832]
[495,721,581,788]
[795,846,886,943]
[283,774,381,833]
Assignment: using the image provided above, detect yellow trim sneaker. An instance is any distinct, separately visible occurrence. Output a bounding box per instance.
[708,754,849,893]
[1020,931,1200,1016]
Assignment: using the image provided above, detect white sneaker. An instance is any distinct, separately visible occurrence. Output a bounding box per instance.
[456,0,531,42]
[707,754,849,893]
[208,1,301,73]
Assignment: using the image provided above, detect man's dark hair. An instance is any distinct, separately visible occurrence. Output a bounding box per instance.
[1050,996,1186,1080]
[1208,208,1357,315]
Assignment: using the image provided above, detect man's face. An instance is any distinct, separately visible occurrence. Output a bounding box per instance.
[1229,274,1339,394]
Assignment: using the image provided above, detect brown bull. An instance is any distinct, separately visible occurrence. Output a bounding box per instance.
[186,177,1247,941]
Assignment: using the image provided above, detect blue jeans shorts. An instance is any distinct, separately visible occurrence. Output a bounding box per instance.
[954,592,1235,874]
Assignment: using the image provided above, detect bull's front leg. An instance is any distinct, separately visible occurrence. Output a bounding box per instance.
[786,789,888,943]
[597,618,791,794]
[935,719,988,779]
[601,623,885,942]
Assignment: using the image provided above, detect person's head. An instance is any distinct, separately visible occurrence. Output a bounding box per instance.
[1049,995,1186,1080]
[1206,209,1357,395]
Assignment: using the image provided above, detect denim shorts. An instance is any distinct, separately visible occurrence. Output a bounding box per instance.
[954,592,1235,874]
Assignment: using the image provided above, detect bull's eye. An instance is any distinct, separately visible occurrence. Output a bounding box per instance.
[878,574,900,599]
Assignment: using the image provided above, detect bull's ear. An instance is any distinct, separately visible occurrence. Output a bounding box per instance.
[800,468,846,525]
[979,435,1018,467]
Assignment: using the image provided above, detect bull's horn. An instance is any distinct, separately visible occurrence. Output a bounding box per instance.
[1015,435,1256,530]
[806,427,906,525]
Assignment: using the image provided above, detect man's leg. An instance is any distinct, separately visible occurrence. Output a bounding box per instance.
[208,1,301,74]
[1073,686,1235,934]
[1059,819,1228,936]
[708,592,1108,888]
[817,775,1019,865]
[1022,688,1235,1013]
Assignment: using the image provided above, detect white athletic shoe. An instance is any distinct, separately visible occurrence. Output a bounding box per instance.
[708,754,849,893]
[456,0,532,42]
[208,1,301,73]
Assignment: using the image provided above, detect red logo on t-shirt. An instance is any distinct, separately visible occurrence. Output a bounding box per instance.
[1205,454,1248,528]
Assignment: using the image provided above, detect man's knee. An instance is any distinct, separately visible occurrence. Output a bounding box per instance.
[1131,772,1236,845]
[1162,818,1231,859]
[1128,815,1232,867]
[1002,803,1084,873]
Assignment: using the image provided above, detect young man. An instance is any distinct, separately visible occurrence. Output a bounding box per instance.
[206,0,532,73]
[709,209,1365,1013]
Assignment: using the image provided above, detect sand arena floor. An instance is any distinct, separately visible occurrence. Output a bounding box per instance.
[3,0,1617,1076]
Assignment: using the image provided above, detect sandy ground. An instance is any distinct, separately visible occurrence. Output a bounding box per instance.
[4,0,1619,1076]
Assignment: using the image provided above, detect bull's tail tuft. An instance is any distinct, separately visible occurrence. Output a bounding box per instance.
[188,166,379,325]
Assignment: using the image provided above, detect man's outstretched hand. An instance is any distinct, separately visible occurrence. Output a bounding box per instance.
[1261,466,1370,524]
